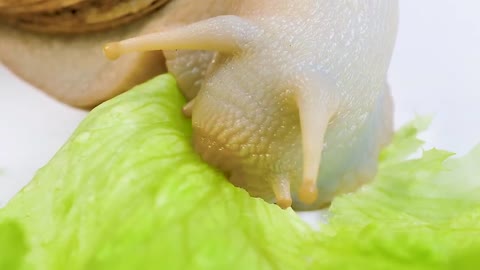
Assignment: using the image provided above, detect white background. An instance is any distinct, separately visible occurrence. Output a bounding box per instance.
[1,1,480,208]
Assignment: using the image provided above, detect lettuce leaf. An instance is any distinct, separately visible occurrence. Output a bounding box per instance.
[0,220,28,270]
[1,74,479,269]
[306,121,480,269]
[0,74,312,270]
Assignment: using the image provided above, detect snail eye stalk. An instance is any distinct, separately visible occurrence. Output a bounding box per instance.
[103,15,260,60]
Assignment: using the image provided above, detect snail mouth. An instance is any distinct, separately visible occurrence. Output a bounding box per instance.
[0,0,171,34]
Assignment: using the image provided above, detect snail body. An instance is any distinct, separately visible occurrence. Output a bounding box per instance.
[105,0,399,209]
[2,0,399,210]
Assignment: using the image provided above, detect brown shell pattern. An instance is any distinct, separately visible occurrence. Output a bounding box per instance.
[0,0,170,33]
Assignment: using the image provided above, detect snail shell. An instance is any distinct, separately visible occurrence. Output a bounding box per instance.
[0,0,231,107]
[0,0,171,34]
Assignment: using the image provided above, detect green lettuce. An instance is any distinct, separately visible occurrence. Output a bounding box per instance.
[306,120,480,269]
[0,74,311,270]
[0,220,28,270]
[1,74,479,269]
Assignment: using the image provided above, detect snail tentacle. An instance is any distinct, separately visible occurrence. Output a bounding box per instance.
[103,15,261,60]
[296,76,338,205]
[272,175,292,209]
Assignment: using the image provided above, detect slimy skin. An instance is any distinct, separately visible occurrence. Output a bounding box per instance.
[104,0,399,210]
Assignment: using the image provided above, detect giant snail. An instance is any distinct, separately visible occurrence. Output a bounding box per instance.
[0,0,399,209]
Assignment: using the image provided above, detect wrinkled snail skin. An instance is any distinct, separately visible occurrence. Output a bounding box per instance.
[104,0,399,209]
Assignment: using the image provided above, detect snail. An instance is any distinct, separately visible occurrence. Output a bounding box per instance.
[0,0,399,209]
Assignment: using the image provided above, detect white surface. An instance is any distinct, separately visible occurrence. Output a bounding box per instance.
[390,1,480,154]
[0,66,87,206]
[1,1,480,207]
